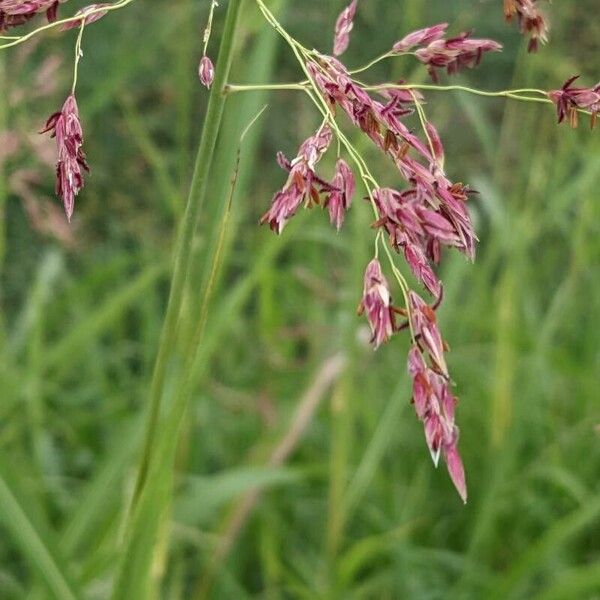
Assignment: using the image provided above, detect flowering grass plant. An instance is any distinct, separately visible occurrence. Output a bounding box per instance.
[0,0,598,596]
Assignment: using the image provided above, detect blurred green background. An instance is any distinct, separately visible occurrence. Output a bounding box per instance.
[1,0,599,598]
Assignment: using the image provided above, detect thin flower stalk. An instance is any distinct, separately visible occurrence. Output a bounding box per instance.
[0,0,60,31]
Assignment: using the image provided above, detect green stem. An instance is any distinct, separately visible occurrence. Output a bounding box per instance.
[226,81,596,117]
[71,22,85,94]
[225,82,548,101]
[348,50,416,75]
[371,83,549,101]
[129,0,243,511]
[225,82,307,92]
[202,0,219,56]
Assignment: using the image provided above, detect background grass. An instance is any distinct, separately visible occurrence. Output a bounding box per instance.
[1,0,599,598]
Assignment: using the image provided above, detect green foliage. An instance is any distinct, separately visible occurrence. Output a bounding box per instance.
[0,1,599,598]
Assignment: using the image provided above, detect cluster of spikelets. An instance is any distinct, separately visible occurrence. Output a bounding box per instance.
[2,0,599,501]
[503,0,549,52]
[258,2,599,502]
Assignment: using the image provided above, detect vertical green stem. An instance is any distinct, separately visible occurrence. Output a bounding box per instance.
[130,0,244,510]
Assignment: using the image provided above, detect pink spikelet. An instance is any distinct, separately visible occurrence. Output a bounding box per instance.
[548,76,600,130]
[61,3,111,31]
[41,94,89,222]
[325,159,355,230]
[357,258,397,349]
[261,126,333,234]
[392,23,448,53]
[414,31,502,81]
[504,0,549,52]
[0,0,60,30]
[389,25,502,80]
[333,0,357,57]
[199,55,215,89]
[407,296,467,503]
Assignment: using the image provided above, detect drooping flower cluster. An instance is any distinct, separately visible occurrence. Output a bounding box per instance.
[333,0,357,57]
[261,126,343,233]
[548,76,600,129]
[41,94,89,222]
[406,293,466,502]
[307,56,429,159]
[325,159,355,231]
[260,22,495,500]
[0,0,62,31]
[392,23,449,54]
[371,186,474,299]
[307,55,477,289]
[391,24,502,82]
[503,0,549,52]
[6,0,594,505]
[357,258,397,349]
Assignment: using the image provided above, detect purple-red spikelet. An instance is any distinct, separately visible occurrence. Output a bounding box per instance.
[548,76,600,129]
[306,53,478,282]
[61,3,110,30]
[357,259,397,349]
[390,25,502,80]
[333,0,357,57]
[504,0,549,52]
[392,23,448,53]
[0,0,60,30]
[261,126,333,233]
[409,291,448,377]
[41,94,89,222]
[371,184,476,298]
[406,298,467,503]
[199,55,215,89]
[413,32,502,81]
[325,159,355,230]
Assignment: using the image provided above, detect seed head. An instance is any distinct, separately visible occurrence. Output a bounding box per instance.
[261,126,333,233]
[325,159,355,230]
[358,258,397,349]
[199,55,215,89]
[392,23,448,53]
[414,32,502,81]
[504,0,549,52]
[41,94,89,222]
[333,0,357,56]
[548,76,600,129]
[407,344,467,503]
